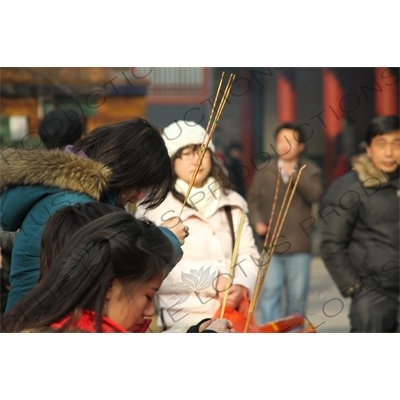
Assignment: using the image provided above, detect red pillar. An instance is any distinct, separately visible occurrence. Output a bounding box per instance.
[322,68,344,188]
[277,69,296,123]
[240,69,254,190]
[375,67,399,116]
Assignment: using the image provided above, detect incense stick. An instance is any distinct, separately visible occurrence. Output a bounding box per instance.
[273,165,306,248]
[178,72,235,217]
[247,169,282,323]
[206,73,235,138]
[261,168,282,255]
[264,172,294,259]
[244,165,307,332]
[205,71,225,134]
[219,211,247,319]
[248,170,293,322]
[249,166,307,325]
[245,170,296,331]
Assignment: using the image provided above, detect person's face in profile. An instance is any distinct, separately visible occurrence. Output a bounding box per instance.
[105,274,163,332]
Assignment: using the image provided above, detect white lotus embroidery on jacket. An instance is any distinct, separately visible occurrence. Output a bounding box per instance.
[169,266,217,306]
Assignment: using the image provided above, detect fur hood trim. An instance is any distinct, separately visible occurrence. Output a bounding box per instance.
[0,148,112,200]
[351,153,390,188]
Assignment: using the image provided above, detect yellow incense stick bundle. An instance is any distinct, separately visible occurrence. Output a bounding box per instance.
[244,165,307,332]
[179,72,235,216]
[219,211,247,319]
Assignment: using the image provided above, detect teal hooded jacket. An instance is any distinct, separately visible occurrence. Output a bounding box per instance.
[0,148,182,312]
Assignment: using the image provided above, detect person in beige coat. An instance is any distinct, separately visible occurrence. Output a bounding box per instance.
[135,120,260,332]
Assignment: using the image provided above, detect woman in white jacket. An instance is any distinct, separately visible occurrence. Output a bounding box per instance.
[135,120,260,332]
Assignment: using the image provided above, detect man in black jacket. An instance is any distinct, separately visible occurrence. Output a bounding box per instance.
[320,115,400,333]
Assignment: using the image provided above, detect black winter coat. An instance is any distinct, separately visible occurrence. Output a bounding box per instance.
[320,154,399,301]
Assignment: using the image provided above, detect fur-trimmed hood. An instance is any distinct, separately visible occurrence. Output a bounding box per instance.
[0,148,112,200]
[351,153,392,188]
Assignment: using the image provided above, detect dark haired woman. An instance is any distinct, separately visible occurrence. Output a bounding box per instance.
[1,213,233,333]
[39,202,124,281]
[0,118,186,313]
[136,120,259,332]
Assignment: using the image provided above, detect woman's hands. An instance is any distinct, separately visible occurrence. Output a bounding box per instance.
[199,318,235,333]
[160,217,189,245]
[216,277,246,309]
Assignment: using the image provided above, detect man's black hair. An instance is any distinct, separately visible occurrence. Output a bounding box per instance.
[365,115,399,145]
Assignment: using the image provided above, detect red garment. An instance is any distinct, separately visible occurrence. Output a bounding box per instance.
[50,309,152,333]
[133,319,152,333]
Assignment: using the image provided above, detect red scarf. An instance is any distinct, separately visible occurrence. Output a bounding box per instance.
[51,310,152,333]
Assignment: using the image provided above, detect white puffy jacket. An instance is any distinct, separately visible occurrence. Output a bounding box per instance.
[136,190,260,329]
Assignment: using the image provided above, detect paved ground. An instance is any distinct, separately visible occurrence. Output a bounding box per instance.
[302,256,351,333]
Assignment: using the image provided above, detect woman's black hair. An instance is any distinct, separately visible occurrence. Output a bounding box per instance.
[38,108,84,149]
[40,202,123,280]
[170,145,232,205]
[1,213,173,333]
[73,118,172,209]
